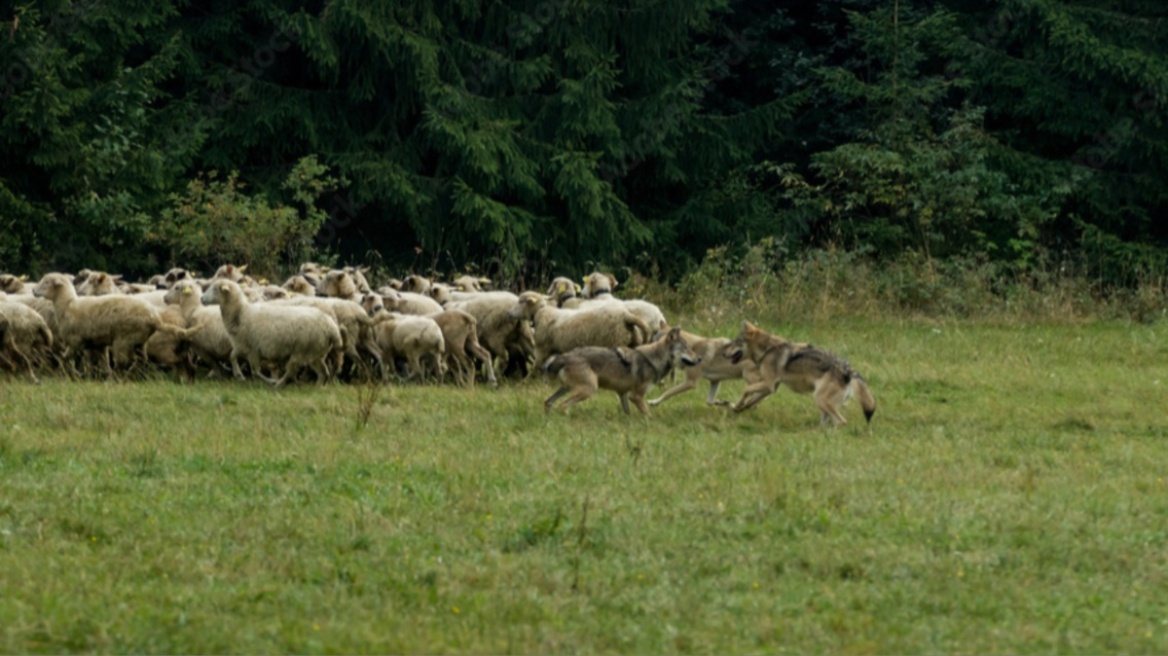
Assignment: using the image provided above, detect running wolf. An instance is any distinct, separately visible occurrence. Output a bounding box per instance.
[726,321,875,426]
[542,327,699,416]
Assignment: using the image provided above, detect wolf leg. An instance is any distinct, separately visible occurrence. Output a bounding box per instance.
[813,387,847,426]
[544,385,571,412]
[647,379,696,406]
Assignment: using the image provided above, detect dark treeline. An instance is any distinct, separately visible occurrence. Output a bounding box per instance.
[2,0,1167,286]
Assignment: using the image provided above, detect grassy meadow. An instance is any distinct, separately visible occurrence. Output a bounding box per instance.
[2,311,1167,653]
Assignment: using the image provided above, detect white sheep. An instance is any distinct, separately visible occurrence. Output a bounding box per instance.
[574,271,668,337]
[281,275,317,297]
[212,263,249,281]
[0,298,53,383]
[445,291,535,377]
[451,274,492,292]
[0,274,31,295]
[163,281,235,376]
[509,291,651,374]
[33,273,199,377]
[400,274,432,295]
[382,288,444,316]
[76,271,123,296]
[201,279,342,386]
[316,270,362,300]
[273,295,383,380]
[362,293,497,388]
[341,266,373,293]
[545,277,582,307]
[368,308,446,382]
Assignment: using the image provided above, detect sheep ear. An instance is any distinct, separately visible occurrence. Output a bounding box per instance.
[574,283,582,293]
[607,274,618,288]
[19,274,28,281]
[238,264,248,273]
[182,286,193,295]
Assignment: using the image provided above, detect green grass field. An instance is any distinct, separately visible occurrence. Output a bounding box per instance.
[2,317,1166,653]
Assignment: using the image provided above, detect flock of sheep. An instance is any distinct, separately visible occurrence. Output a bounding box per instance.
[0,264,673,391]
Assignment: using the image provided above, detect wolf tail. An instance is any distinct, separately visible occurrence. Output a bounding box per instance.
[850,373,876,424]
[541,355,565,375]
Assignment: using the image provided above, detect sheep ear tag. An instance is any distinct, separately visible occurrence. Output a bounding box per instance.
[557,282,566,293]
[182,286,193,295]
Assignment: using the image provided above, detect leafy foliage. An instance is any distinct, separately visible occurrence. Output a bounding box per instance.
[1,0,1167,288]
[150,156,341,276]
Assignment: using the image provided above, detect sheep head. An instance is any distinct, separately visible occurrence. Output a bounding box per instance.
[582,271,617,298]
[282,275,316,296]
[164,281,202,305]
[201,280,242,306]
[428,283,452,305]
[33,273,73,300]
[546,277,581,305]
[212,264,248,282]
[509,290,546,321]
[317,270,358,298]
[402,274,430,294]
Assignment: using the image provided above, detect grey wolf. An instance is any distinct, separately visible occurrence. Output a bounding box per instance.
[542,327,700,416]
[726,321,875,425]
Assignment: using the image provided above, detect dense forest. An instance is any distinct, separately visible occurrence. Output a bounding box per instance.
[2,0,1167,287]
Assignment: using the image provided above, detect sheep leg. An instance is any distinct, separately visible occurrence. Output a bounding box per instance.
[360,340,385,383]
[466,338,497,388]
[310,358,331,386]
[405,353,424,383]
[271,362,299,388]
[527,348,551,381]
[246,353,280,384]
[0,349,17,378]
[104,344,126,379]
[60,345,83,379]
[5,341,41,384]
[230,347,247,380]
